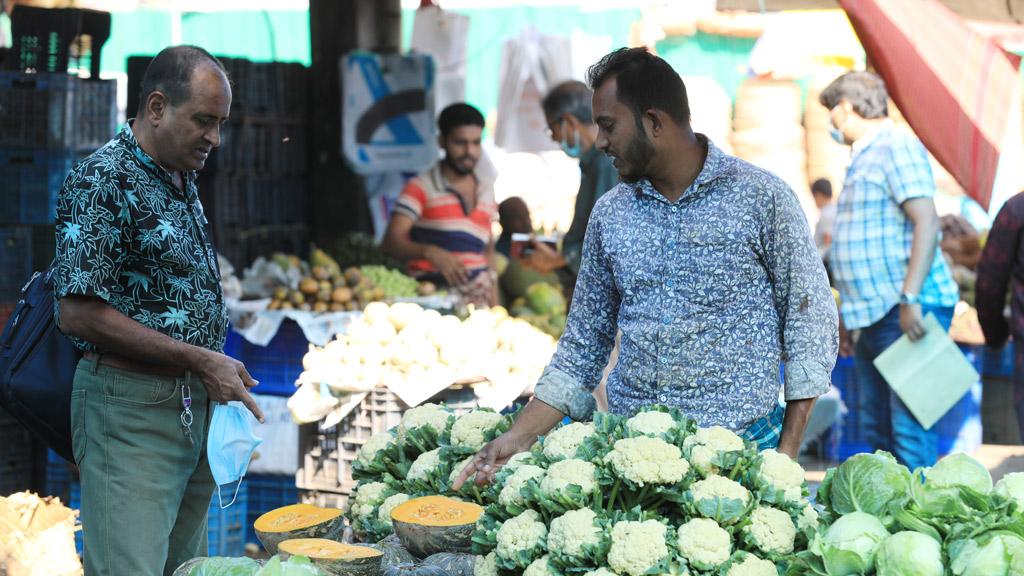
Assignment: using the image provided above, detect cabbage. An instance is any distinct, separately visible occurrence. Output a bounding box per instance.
[995,472,1024,508]
[875,531,944,576]
[817,451,911,517]
[811,511,889,576]
[175,557,262,576]
[949,531,1024,576]
[913,453,993,518]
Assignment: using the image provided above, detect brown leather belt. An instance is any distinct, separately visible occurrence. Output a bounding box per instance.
[83,351,188,378]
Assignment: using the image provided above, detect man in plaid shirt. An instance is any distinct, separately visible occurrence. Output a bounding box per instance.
[822,72,959,470]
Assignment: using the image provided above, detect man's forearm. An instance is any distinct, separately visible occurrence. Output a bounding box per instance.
[777,397,816,458]
[60,297,207,369]
[382,236,429,262]
[903,206,939,295]
[507,398,566,444]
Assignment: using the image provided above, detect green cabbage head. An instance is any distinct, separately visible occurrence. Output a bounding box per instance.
[875,531,944,576]
[817,451,911,516]
[812,511,890,576]
[949,531,1024,576]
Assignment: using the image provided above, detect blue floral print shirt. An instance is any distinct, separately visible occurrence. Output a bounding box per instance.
[533,136,839,432]
[54,124,227,353]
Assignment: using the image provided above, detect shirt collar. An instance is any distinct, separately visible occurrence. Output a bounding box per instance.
[628,133,724,203]
[851,119,894,156]
[122,120,197,195]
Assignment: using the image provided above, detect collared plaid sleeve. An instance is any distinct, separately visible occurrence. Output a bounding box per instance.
[976,195,1024,348]
[533,194,620,421]
[885,131,936,204]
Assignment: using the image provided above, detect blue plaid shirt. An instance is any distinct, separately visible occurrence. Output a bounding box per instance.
[533,137,838,434]
[831,121,959,330]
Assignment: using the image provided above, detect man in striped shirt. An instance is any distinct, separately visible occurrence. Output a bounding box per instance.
[382,103,498,306]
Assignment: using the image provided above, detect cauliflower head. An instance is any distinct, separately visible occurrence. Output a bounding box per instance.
[542,422,595,460]
[727,553,779,576]
[547,508,601,559]
[407,448,442,481]
[676,518,732,570]
[625,410,677,437]
[608,519,669,576]
[683,426,745,475]
[606,436,690,486]
[689,475,751,525]
[449,456,476,487]
[744,506,797,555]
[474,553,499,576]
[583,570,616,576]
[377,493,410,526]
[523,555,557,576]
[496,510,548,565]
[356,432,394,466]
[397,403,451,437]
[450,410,504,451]
[499,464,547,508]
[753,449,806,502]
[541,458,598,495]
[796,502,819,533]
[349,482,391,518]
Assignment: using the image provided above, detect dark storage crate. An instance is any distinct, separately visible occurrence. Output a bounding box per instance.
[222,320,307,397]
[245,475,298,547]
[9,6,111,77]
[0,72,116,151]
[208,482,248,557]
[0,226,34,300]
[0,149,79,223]
[0,408,36,496]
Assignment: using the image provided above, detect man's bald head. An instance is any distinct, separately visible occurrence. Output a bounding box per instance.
[499,197,532,235]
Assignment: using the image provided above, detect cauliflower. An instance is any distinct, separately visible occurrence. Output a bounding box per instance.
[727,553,779,576]
[349,482,391,518]
[688,475,751,525]
[503,451,534,472]
[450,410,504,451]
[407,448,442,481]
[751,449,806,503]
[796,502,819,533]
[449,456,476,487]
[744,506,797,555]
[683,426,745,476]
[377,493,410,526]
[542,422,595,460]
[499,465,547,508]
[583,570,616,576]
[541,458,598,496]
[356,432,393,466]
[523,555,557,576]
[625,410,677,436]
[397,403,451,438]
[676,518,732,570]
[474,553,499,576]
[547,508,602,560]
[608,520,670,576]
[606,436,690,486]
[495,510,548,567]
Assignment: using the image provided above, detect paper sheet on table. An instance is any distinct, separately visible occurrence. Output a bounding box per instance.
[873,313,979,430]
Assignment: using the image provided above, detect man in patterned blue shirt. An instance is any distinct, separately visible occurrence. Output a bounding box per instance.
[821,72,959,470]
[55,46,264,575]
[455,48,837,489]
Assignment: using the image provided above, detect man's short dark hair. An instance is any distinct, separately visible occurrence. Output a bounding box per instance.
[438,103,485,137]
[811,178,833,198]
[585,47,690,126]
[818,71,889,119]
[542,80,593,124]
[138,45,226,115]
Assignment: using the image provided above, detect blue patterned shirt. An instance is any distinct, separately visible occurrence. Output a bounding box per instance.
[831,121,959,330]
[54,124,228,353]
[533,137,838,431]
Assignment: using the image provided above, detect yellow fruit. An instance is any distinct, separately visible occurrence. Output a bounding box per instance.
[332,287,353,304]
[291,291,307,305]
[299,277,319,296]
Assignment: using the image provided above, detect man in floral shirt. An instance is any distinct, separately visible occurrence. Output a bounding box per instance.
[55,46,263,575]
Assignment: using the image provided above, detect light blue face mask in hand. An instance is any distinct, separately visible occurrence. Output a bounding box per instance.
[207,402,262,509]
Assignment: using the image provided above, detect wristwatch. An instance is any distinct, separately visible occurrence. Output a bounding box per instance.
[898,292,919,306]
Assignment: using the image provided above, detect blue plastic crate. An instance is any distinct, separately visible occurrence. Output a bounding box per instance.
[245,475,298,547]
[0,149,79,224]
[45,449,76,504]
[0,72,116,151]
[0,226,33,299]
[69,482,83,553]
[208,481,248,557]
[223,320,307,396]
[983,345,1015,379]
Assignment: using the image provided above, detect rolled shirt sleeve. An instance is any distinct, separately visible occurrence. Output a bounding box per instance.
[533,198,620,420]
[761,176,839,401]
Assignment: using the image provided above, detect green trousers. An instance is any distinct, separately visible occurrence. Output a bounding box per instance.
[72,358,214,576]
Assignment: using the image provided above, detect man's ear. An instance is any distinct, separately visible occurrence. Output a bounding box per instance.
[147,91,169,123]
[644,108,666,138]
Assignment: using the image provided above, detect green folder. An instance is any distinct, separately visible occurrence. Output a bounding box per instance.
[872,313,979,430]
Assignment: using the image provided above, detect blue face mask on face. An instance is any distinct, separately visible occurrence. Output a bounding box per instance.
[560,120,583,158]
[207,402,262,508]
[829,123,846,145]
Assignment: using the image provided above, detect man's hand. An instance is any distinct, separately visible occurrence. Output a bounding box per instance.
[191,349,265,422]
[451,429,536,490]
[899,303,926,341]
[838,321,854,358]
[519,240,566,274]
[425,245,469,287]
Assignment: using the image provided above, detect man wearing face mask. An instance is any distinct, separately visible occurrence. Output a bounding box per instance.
[54,46,265,576]
[518,81,619,300]
[819,71,958,470]
[454,48,837,490]
[383,103,498,307]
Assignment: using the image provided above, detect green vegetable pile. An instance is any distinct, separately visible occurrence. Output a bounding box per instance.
[789,451,1024,576]
[360,266,420,299]
[173,554,327,576]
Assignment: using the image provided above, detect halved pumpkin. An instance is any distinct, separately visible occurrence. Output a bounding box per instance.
[254,504,345,555]
[278,538,383,576]
[390,496,483,558]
